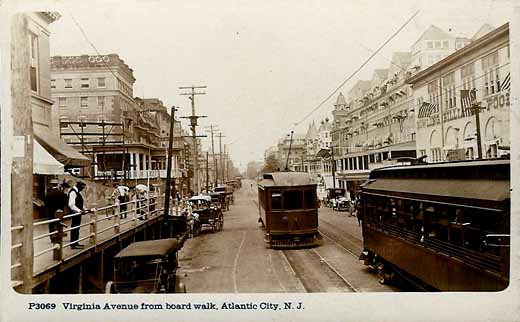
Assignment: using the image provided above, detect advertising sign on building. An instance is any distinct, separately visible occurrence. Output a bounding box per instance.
[446,149,466,161]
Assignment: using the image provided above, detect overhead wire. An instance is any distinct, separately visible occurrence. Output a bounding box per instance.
[292,10,420,128]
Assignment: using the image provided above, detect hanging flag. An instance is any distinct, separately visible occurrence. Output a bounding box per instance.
[417,102,438,118]
[501,72,510,91]
[460,89,477,109]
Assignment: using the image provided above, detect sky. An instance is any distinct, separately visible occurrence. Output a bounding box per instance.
[37,0,513,171]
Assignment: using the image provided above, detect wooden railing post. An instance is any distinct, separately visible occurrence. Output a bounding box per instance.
[114,201,120,234]
[89,208,97,245]
[53,209,65,261]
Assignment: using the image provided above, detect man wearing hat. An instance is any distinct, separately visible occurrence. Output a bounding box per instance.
[68,181,89,249]
[44,178,67,242]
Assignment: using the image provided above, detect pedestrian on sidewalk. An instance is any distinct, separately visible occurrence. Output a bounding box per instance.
[68,181,90,249]
[44,178,67,242]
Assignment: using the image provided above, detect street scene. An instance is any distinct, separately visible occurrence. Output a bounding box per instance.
[5,1,513,299]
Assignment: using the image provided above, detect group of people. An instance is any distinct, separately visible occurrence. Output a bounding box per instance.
[45,178,92,249]
[109,183,151,220]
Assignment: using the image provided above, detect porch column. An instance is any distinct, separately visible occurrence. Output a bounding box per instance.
[94,154,98,177]
[135,153,140,173]
[129,152,134,179]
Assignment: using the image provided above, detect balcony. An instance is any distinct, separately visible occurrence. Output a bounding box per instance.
[96,169,182,180]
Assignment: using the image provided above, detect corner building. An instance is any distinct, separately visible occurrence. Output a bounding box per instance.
[408,23,510,162]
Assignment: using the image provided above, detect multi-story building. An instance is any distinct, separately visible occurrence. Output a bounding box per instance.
[51,54,186,186]
[25,13,91,220]
[408,23,510,162]
[277,133,306,171]
[411,25,472,70]
[331,51,417,195]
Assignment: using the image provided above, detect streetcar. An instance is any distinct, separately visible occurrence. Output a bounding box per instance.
[257,172,321,248]
[359,159,510,291]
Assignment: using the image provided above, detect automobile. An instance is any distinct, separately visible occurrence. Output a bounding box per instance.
[105,238,186,293]
[189,195,224,234]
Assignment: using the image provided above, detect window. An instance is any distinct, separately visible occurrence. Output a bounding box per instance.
[427,41,433,49]
[271,192,282,210]
[29,33,39,92]
[442,41,449,49]
[431,147,442,162]
[80,97,88,108]
[51,79,56,89]
[81,78,89,88]
[427,80,440,108]
[64,79,72,88]
[442,72,456,109]
[58,97,67,107]
[461,63,476,90]
[482,51,499,96]
[98,77,106,87]
[304,190,316,209]
[465,147,474,160]
[434,41,441,49]
[98,96,105,107]
[284,190,303,210]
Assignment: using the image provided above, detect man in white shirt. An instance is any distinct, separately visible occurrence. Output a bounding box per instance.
[68,181,87,249]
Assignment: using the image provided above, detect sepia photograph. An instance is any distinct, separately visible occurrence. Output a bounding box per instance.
[1,0,519,321]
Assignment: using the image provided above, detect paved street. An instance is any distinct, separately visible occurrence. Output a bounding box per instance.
[178,180,397,293]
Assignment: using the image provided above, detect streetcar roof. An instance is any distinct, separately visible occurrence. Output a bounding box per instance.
[369,158,509,177]
[258,172,316,187]
[114,238,181,259]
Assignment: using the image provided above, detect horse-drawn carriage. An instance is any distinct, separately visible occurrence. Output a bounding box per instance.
[214,184,234,206]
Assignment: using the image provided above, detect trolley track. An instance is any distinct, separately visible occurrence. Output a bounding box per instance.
[280,248,357,293]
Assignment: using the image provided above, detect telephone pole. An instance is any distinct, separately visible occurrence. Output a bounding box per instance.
[180,85,207,194]
[164,106,178,221]
[217,132,226,184]
[205,125,219,188]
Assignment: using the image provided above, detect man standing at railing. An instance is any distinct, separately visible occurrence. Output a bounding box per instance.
[68,181,88,249]
[45,178,67,242]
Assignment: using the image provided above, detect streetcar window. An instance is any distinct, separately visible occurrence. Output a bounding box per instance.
[284,190,303,210]
[304,190,316,209]
[271,192,282,210]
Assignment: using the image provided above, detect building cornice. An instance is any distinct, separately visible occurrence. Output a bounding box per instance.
[407,23,509,85]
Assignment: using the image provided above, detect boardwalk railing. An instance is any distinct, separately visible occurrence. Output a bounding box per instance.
[11,194,170,288]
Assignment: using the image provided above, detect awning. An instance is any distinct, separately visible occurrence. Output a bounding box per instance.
[33,126,91,168]
[33,139,65,175]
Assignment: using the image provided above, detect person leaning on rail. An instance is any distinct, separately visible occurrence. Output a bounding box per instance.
[67,181,94,249]
[44,178,68,242]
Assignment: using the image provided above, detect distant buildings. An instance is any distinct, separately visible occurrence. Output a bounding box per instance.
[262,22,511,198]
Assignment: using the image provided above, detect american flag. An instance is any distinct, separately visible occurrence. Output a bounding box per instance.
[501,72,510,91]
[460,89,477,109]
[417,102,438,118]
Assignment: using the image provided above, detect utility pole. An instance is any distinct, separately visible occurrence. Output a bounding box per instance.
[217,132,226,184]
[205,124,219,188]
[164,106,178,223]
[285,130,294,171]
[470,89,484,160]
[11,13,34,293]
[180,85,206,194]
[331,146,336,189]
[224,144,227,182]
[206,151,209,191]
